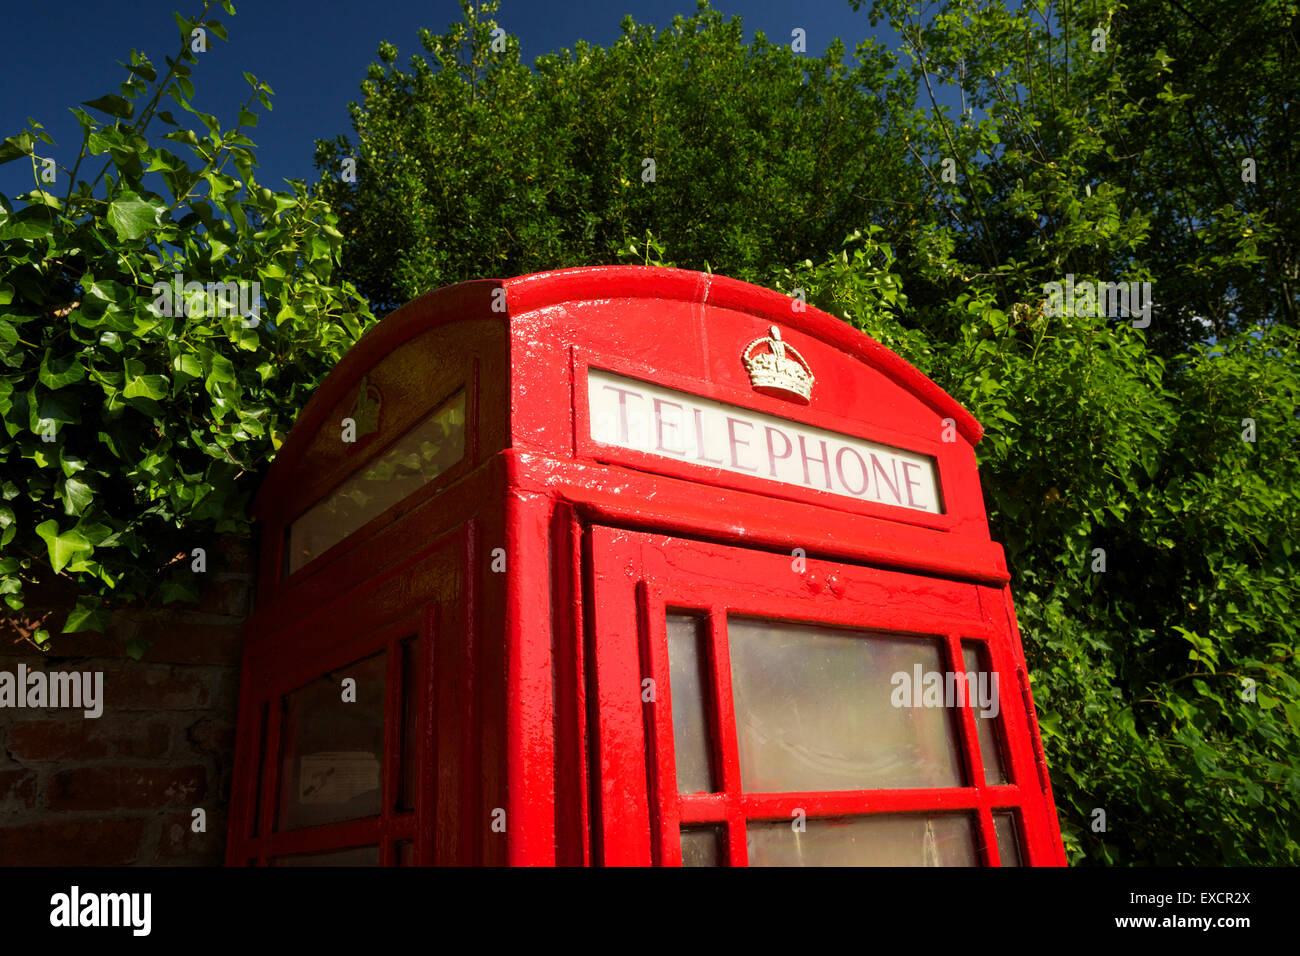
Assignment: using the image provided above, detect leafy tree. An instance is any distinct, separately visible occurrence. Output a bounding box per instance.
[313,0,920,311]
[851,0,1296,356]
[1099,0,1299,338]
[0,2,375,641]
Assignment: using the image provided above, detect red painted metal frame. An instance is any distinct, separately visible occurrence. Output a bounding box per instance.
[243,612,419,864]
[504,267,983,444]
[228,265,1068,867]
[226,527,473,865]
[586,525,1067,866]
[276,371,478,589]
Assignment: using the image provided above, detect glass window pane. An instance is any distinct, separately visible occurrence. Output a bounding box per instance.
[993,810,1023,866]
[252,702,269,837]
[962,642,1008,785]
[747,813,978,866]
[666,614,716,793]
[727,618,965,792]
[277,652,386,831]
[399,637,419,811]
[679,825,724,867]
[286,389,466,575]
[271,845,381,866]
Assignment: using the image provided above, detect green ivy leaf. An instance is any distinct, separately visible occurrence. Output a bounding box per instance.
[38,350,85,389]
[122,371,169,401]
[173,352,203,380]
[60,477,93,516]
[63,598,111,634]
[82,94,134,119]
[159,577,198,605]
[0,132,35,165]
[125,635,151,660]
[0,205,55,239]
[106,190,161,240]
[34,519,93,574]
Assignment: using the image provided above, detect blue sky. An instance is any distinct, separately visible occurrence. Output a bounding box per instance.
[0,0,898,200]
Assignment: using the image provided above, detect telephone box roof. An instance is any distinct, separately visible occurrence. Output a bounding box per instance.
[259,265,983,513]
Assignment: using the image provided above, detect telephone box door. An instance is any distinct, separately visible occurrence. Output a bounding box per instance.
[586,525,1065,866]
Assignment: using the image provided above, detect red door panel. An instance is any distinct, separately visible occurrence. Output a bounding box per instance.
[586,525,1066,866]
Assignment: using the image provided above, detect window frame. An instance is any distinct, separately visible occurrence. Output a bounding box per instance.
[233,600,436,866]
[230,529,467,867]
[255,610,427,865]
[587,525,1051,866]
[280,384,472,582]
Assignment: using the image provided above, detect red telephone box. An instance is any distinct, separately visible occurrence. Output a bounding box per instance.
[226,265,1068,866]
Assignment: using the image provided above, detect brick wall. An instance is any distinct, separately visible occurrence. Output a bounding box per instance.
[0,537,251,865]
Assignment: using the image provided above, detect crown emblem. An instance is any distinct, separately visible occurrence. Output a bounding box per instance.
[742,326,815,403]
[350,375,382,439]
